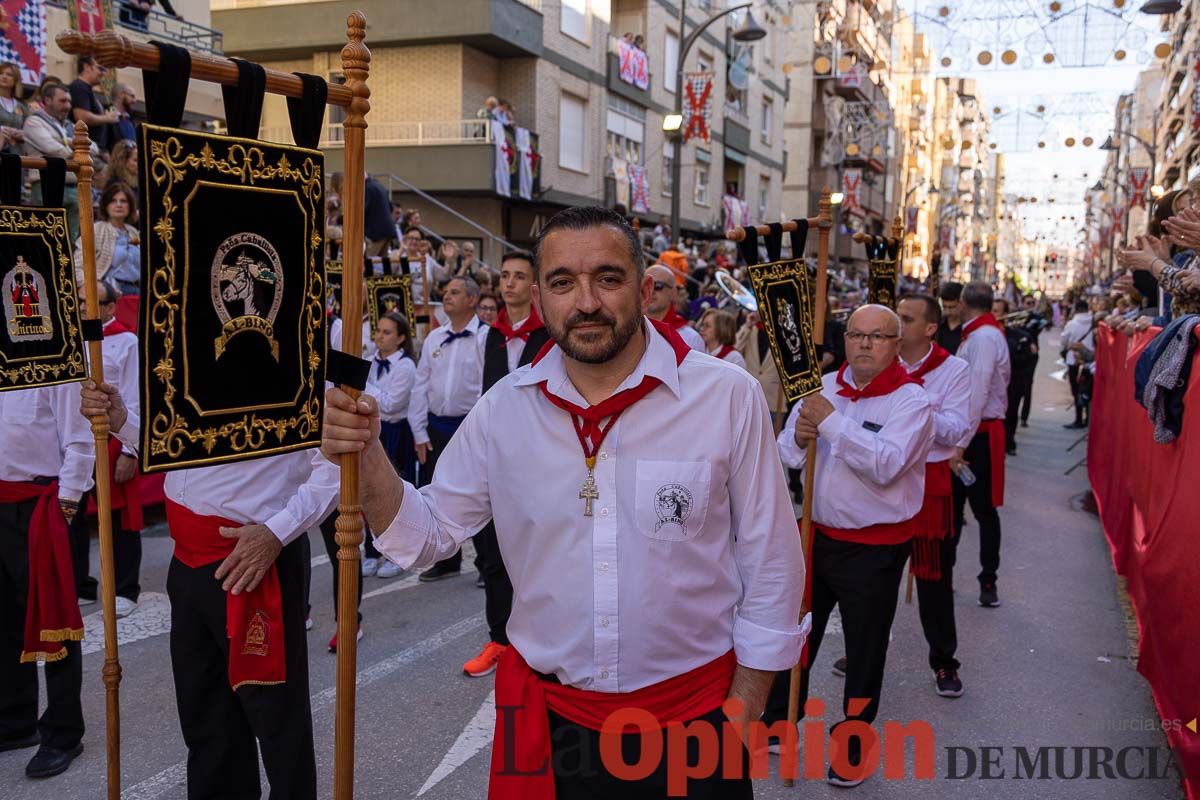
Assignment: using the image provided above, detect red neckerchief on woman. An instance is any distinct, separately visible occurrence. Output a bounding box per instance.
[906,343,951,385]
[715,344,735,360]
[493,304,545,345]
[661,304,689,330]
[533,319,691,516]
[102,318,134,337]
[835,359,915,401]
[960,312,1004,343]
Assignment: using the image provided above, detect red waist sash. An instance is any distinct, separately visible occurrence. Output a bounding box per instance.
[0,480,84,663]
[166,500,285,690]
[979,418,1006,508]
[815,515,918,545]
[106,437,144,531]
[911,460,953,581]
[489,646,737,800]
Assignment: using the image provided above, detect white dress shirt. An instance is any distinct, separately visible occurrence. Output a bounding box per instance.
[99,319,140,456]
[0,383,95,502]
[676,323,705,352]
[504,315,533,374]
[407,316,487,446]
[366,349,417,423]
[955,320,1011,447]
[1061,311,1094,367]
[710,346,748,371]
[330,315,378,360]
[901,345,972,463]
[164,450,339,546]
[778,371,933,529]
[374,318,806,692]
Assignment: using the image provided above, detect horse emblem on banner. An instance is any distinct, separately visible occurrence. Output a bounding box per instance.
[3,256,53,341]
[775,296,804,358]
[210,233,283,361]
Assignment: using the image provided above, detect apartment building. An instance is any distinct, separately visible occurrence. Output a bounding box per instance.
[211,0,792,259]
[1155,0,1199,191]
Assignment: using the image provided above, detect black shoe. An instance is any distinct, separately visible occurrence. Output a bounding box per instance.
[831,656,847,677]
[419,563,461,582]
[1063,422,1086,429]
[979,582,1000,607]
[827,729,865,787]
[25,743,83,778]
[1006,446,1017,456]
[475,574,485,588]
[1020,420,1029,428]
[0,732,39,753]
[827,763,866,788]
[935,668,964,698]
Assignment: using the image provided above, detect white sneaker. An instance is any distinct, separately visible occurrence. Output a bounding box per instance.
[361,558,379,577]
[114,597,137,618]
[376,560,403,579]
[305,616,314,631]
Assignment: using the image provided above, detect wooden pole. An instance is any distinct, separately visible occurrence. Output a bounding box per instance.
[892,215,905,295]
[73,121,121,800]
[334,12,370,800]
[725,216,819,242]
[905,568,914,604]
[783,189,832,786]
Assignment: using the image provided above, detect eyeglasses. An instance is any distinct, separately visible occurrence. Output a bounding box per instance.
[845,331,900,344]
[652,280,671,291]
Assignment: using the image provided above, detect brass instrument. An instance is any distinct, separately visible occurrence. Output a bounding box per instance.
[714,269,759,312]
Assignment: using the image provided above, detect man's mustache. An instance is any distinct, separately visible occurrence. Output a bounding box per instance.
[565,311,615,329]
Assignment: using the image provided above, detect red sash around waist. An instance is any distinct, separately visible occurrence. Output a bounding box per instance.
[166,500,285,690]
[0,480,84,663]
[106,437,144,531]
[815,515,918,545]
[911,460,953,581]
[489,646,737,800]
[979,418,1006,508]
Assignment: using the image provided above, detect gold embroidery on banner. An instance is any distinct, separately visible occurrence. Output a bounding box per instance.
[141,125,325,468]
[745,258,824,401]
[365,273,416,336]
[242,610,270,657]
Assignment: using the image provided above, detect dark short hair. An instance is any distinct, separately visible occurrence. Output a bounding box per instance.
[532,206,643,279]
[1074,299,1089,312]
[962,281,994,312]
[500,250,533,269]
[76,56,95,74]
[938,281,964,303]
[41,82,68,101]
[900,293,941,325]
[98,279,120,303]
[993,298,1010,314]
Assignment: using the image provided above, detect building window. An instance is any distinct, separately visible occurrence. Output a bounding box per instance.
[663,149,674,195]
[561,0,588,42]
[665,31,679,93]
[606,96,645,166]
[695,149,711,206]
[758,174,770,220]
[760,97,773,144]
[559,93,587,172]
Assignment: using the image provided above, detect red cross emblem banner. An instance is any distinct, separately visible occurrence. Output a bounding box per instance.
[0,0,49,86]
[1128,168,1149,211]
[628,164,649,213]
[1192,58,1200,132]
[682,72,714,143]
[66,0,111,36]
[842,169,863,212]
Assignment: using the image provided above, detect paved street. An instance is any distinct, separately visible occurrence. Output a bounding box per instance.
[1,335,1184,799]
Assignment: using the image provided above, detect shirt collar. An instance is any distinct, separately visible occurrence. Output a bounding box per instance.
[514,317,682,404]
[899,343,933,370]
[441,315,482,339]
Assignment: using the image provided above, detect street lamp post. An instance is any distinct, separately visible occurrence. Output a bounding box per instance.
[665,1,765,244]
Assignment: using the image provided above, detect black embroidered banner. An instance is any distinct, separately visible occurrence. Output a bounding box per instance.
[744,258,823,401]
[0,206,86,391]
[365,273,415,334]
[865,237,900,310]
[326,259,343,322]
[137,123,326,472]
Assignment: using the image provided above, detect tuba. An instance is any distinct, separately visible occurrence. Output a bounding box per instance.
[714,269,758,313]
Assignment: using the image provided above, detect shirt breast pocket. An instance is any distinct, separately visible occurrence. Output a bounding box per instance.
[0,394,37,424]
[635,460,711,542]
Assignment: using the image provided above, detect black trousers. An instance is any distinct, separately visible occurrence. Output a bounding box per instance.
[914,531,961,671]
[765,533,909,730]
[1066,363,1085,425]
[0,498,85,749]
[547,706,753,799]
[417,418,462,572]
[473,521,512,645]
[1004,366,1035,449]
[952,431,1002,586]
[68,489,142,602]
[1019,356,1037,423]
[167,538,316,800]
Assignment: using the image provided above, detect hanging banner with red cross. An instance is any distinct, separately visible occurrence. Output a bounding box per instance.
[1192,58,1200,132]
[1128,167,1149,211]
[66,0,111,36]
[842,169,863,212]
[0,0,50,86]
[628,163,650,213]
[682,71,714,143]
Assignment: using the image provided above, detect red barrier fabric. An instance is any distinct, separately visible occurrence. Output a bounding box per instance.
[1089,324,1200,799]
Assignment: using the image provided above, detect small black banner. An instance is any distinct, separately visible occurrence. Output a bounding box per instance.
[866,238,900,310]
[326,259,343,321]
[0,206,86,392]
[744,258,823,401]
[365,273,416,333]
[138,124,326,472]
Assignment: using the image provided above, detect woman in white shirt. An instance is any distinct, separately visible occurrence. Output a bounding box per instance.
[367,311,419,482]
[699,308,747,369]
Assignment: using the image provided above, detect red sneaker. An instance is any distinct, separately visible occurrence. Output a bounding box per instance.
[327,626,364,653]
[462,641,507,677]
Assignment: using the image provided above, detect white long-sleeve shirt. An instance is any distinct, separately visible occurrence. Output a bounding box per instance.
[1,382,95,502]
[956,319,1011,447]
[98,320,140,456]
[1061,311,1094,367]
[901,345,972,463]
[778,370,933,530]
[365,349,417,423]
[406,316,487,445]
[676,323,705,352]
[374,318,807,692]
[330,315,377,361]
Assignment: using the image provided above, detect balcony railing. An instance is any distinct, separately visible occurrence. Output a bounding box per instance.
[47,0,223,54]
[257,119,496,148]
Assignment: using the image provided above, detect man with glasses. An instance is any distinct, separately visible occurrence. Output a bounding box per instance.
[644,263,704,351]
[770,304,933,788]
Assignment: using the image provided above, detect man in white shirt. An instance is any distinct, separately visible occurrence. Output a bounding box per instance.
[0,381,93,779]
[321,206,805,798]
[70,280,143,618]
[897,295,972,699]
[407,275,487,582]
[79,383,338,800]
[950,281,1011,608]
[1060,299,1095,429]
[773,304,932,788]
[645,263,705,351]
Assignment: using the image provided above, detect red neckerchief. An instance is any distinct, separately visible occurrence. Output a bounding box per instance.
[716,344,735,360]
[835,359,915,402]
[661,304,689,330]
[534,319,690,468]
[103,318,134,337]
[960,312,1004,343]
[906,343,951,385]
[492,304,545,345]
